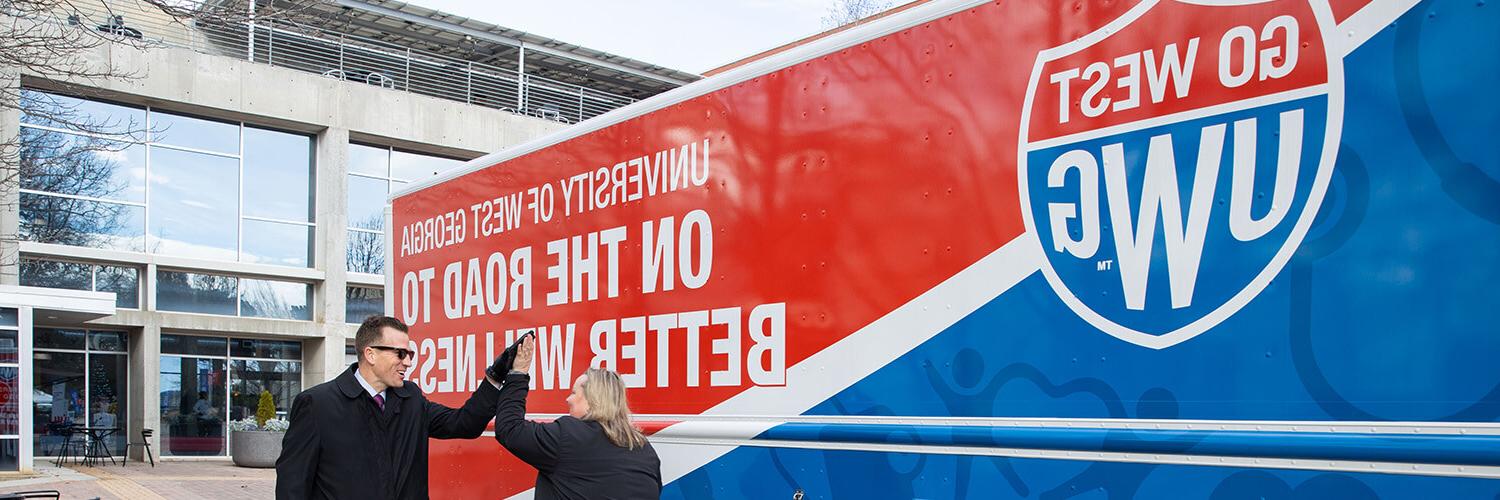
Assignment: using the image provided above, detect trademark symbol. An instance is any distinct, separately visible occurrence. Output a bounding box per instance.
[1096,260,1113,271]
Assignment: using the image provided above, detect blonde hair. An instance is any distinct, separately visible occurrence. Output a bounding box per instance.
[577,368,647,450]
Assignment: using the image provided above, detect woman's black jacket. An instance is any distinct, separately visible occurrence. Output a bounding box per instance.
[494,372,662,500]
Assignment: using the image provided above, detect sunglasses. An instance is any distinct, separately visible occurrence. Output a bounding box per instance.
[368,345,414,360]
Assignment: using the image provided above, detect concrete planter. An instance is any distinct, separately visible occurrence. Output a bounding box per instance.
[230,430,283,468]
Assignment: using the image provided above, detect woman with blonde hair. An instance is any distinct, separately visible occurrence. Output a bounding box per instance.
[494,336,661,499]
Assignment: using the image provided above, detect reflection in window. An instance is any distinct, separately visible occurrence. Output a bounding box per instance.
[347,231,385,275]
[240,278,311,321]
[33,351,85,456]
[241,220,311,268]
[230,360,301,422]
[89,354,128,450]
[243,128,312,222]
[345,175,387,231]
[29,329,128,454]
[96,265,141,309]
[19,89,145,138]
[35,329,87,350]
[159,335,303,457]
[151,111,239,154]
[347,143,388,177]
[0,330,16,364]
[345,287,384,324]
[18,89,315,268]
[19,193,145,252]
[390,149,465,181]
[156,270,311,320]
[230,339,301,360]
[18,127,145,203]
[347,143,469,276]
[18,259,90,292]
[159,355,226,456]
[20,259,141,309]
[89,331,128,352]
[157,271,238,316]
[161,334,228,357]
[148,146,239,261]
[0,440,13,471]
[0,368,15,437]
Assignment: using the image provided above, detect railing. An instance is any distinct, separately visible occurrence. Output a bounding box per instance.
[50,10,637,124]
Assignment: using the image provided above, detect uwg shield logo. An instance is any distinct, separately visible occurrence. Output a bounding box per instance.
[1017,0,1343,349]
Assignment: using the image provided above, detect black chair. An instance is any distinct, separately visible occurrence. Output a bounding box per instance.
[46,425,83,466]
[121,429,154,467]
[0,490,61,499]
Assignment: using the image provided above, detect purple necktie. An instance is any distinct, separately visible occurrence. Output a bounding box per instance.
[374,393,385,410]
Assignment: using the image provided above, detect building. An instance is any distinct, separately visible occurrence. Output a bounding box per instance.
[0,0,695,472]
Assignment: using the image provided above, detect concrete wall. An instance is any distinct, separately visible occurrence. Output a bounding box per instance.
[2,33,568,461]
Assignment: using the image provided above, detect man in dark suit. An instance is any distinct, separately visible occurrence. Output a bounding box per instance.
[275,315,505,499]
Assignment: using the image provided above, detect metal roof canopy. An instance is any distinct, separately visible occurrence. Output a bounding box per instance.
[324,0,698,95]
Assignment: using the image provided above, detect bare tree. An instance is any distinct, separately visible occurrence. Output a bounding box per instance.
[347,215,385,275]
[821,0,895,29]
[15,125,137,249]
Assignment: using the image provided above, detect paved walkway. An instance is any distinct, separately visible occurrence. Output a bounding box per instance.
[0,460,275,499]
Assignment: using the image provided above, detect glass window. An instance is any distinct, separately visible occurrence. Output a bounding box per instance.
[30,329,128,460]
[242,128,312,222]
[344,344,357,366]
[229,360,301,422]
[148,146,239,261]
[390,149,464,181]
[89,331,128,352]
[0,368,15,438]
[19,127,146,203]
[18,259,91,292]
[19,91,316,267]
[230,339,301,360]
[20,193,145,252]
[151,111,239,154]
[35,328,87,350]
[96,264,140,309]
[0,310,13,327]
[33,351,85,455]
[89,353,128,450]
[239,279,311,321]
[345,287,384,324]
[21,260,139,310]
[157,271,238,316]
[0,440,14,472]
[346,175,387,231]
[161,334,228,357]
[0,330,16,364]
[19,89,146,137]
[159,356,227,456]
[348,143,388,177]
[347,231,385,275]
[241,220,311,267]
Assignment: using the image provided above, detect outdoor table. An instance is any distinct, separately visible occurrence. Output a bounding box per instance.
[76,427,120,467]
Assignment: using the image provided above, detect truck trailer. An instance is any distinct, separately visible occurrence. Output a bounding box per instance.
[386,0,1500,497]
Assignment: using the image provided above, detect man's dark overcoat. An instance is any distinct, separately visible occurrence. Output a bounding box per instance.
[275,362,500,499]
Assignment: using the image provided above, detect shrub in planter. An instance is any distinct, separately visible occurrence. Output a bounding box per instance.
[230,390,287,468]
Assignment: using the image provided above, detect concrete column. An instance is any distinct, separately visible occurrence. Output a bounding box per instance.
[1,67,22,286]
[308,126,350,384]
[129,324,162,462]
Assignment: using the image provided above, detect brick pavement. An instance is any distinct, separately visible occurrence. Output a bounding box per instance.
[0,460,275,500]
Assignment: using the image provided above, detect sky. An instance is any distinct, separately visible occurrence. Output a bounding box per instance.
[402,0,846,75]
